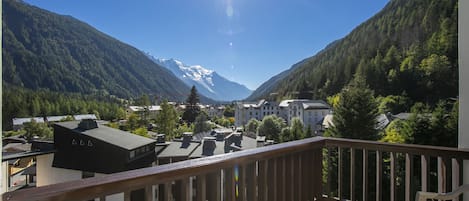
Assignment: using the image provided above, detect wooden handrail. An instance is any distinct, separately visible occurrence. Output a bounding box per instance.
[2,137,325,201]
[3,136,469,201]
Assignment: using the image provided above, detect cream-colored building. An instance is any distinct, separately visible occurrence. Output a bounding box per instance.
[235,99,331,131]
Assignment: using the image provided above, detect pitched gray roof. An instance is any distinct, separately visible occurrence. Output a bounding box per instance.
[55,121,155,150]
[157,141,200,158]
[189,136,258,159]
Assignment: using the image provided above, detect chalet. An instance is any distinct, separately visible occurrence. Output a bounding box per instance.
[51,119,156,175]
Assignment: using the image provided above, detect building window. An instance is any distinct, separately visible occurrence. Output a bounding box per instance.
[130,150,136,159]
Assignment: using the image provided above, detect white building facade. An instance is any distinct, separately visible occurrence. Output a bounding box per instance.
[235,99,331,131]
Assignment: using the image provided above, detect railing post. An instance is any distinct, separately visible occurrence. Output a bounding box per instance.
[376,150,382,201]
[390,152,396,201]
[164,182,172,201]
[338,147,343,200]
[145,185,153,201]
[178,178,190,201]
[207,171,221,201]
[196,175,206,201]
[452,158,461,201]
[239,164,246,201]
[438,157,447,195]
[315,148,324,200]
[350,148,355,201]
[363,149,368,201]
[267,159,277,201]
[276,156,286,201]
[301,150,311,201]
[246,162,257,201]
[405,153,413,201]
[293,154,301,201]
[326,148,332,198]
[421,155,429,192]
[225,167,235,201]
[258,160,268,201]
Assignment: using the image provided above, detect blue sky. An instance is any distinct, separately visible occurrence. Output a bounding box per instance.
[25,0,389,90]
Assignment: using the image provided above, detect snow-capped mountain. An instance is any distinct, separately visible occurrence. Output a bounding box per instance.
[147,55,252,101]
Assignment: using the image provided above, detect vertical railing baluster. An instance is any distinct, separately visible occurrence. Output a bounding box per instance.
[390,152,396,201]
[286,154,294,201]
[276,156,285,201]
[338,147,343,200]
[326,148,332,198]
[438,157,448,195]
[376,150,382,201]
[239,164,246,201]
[196,175,206,201]
[452,158,461,201]
[301,151,310,201]
[315,148,324,200]
[405,153,413,201]
[293,154,300,201]
[207,171,221,201]
[267,159,277,201]
[350,148,355,201]
[144,185,153,201]
[258,160,268,201]
[178,178,190,201]
[421,155,429,192]
[363,149,368,201]
[124,190,131,201]
[164,182,172,201]
[246,162,257,201]
[224,167,235,201]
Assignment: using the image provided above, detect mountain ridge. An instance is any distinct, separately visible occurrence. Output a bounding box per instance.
[2,0,215,103]
[148,56,253,101]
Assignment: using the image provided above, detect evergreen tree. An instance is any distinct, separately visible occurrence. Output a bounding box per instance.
[156,100,178,140]
[187,86,199,107]
[183,86,201,123]
[326,76,379,140]
[193,112,211,134]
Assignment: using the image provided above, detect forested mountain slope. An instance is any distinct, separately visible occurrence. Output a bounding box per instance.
[2,0,212,102]
[248,0,458,104]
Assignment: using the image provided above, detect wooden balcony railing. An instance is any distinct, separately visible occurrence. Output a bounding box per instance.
[3,137,469,201]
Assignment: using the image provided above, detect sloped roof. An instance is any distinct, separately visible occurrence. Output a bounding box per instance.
[46,116,69,122]
[73,114,97,121]
[55,121,155,150]
[157,141,200,158]
[13,117,44,126]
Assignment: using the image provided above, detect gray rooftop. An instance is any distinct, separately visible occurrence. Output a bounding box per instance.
[55,121,155,150]
[157,141,200,158]
[189,136,258,159]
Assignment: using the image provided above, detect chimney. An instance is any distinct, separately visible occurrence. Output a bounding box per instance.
[202,137,216,156]
[182,132,193,143]
[156,134,166,143]
[216,132,225,141]
[78,119,98,130]
[233,133,242,147]
[256,136,266,147]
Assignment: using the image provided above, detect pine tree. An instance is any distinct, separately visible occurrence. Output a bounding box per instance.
[183,86,201,123]
[326,76,379,140]
[187,86,199,107]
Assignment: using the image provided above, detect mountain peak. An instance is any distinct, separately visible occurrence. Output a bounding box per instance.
[147,54,252,101]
